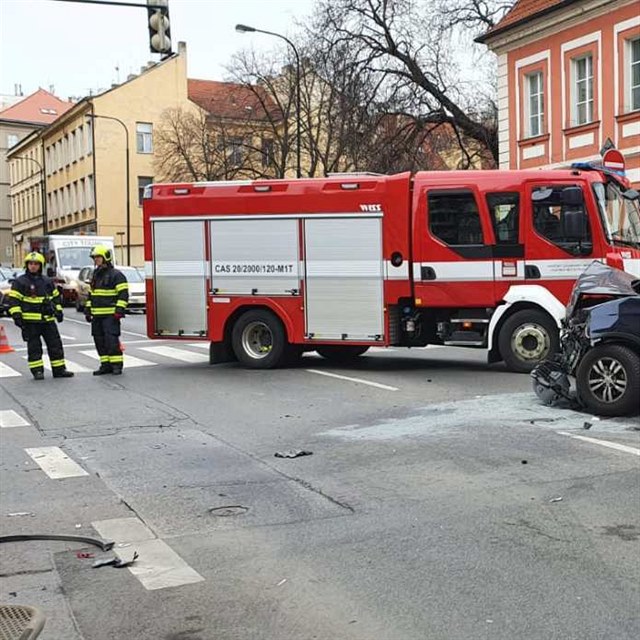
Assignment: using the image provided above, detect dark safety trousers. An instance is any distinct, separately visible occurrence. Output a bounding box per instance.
[22,323,67,375]
[91,316,123,370]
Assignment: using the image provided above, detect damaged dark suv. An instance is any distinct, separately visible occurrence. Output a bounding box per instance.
[532,262,640,417]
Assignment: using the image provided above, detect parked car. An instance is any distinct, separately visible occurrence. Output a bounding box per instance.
[0,266,18,280]
[0,272,13,316]
[75,265,146,313]
[532,262,640,416]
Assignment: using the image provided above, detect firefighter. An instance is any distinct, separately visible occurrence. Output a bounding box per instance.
[8,252,74,380]
[85,245,128,375]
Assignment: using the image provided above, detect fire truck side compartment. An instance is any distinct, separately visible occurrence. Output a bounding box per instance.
[304,216,384,341]
[152,220,207,336]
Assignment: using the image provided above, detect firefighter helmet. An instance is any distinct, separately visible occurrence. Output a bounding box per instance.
[90,244,113,263]
[24,251,46,268]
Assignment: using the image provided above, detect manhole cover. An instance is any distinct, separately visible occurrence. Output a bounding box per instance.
[208,505,249,517]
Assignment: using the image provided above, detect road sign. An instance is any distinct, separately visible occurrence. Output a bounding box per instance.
[602,149,625,172]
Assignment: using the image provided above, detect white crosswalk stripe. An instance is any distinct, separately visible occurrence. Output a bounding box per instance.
[0,362,22,378]
[140,345,209,364]
[187,342,209,349]
[79,350,157,369]
[0,410,30,428]
[22,356,92,374]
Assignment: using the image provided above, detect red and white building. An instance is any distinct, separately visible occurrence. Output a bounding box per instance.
[479,0,640,186]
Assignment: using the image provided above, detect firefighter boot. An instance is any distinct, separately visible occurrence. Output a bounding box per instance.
[93,364,113,376]
[53,369,74,378]
[32,371,45,381]
[111,364,123,376]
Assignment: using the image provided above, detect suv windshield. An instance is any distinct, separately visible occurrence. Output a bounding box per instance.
[593,181,640,248]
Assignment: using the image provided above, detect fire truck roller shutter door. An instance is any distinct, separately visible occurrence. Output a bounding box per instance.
[304,217,384,341]
[210,219,300,295]
[152,221,207,337]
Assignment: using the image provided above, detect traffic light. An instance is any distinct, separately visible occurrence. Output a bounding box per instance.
[147,0,172,56]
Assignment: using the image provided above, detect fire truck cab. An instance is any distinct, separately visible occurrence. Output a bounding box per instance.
[143,164,640,372]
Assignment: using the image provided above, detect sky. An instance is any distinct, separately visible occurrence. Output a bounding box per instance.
[0,0,315,102]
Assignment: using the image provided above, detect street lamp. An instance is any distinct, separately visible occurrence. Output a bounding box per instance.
[85,113,131,265]
[15,156,47,235]
[235,23,302,178]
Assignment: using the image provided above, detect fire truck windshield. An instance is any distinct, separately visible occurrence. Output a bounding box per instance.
[593,181,640,249]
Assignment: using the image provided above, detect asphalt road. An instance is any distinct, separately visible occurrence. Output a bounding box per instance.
[1,309,638,640]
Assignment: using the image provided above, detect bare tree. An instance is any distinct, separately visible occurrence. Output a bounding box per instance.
[307,0,514,164]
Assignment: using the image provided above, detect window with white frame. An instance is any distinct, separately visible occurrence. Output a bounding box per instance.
[85,121,93,155]
[7,133,18,148]
[76,126,84,158]
[86,175,95,208]
[526,71,544,137]
[78,178,85,211]
[136,122,153,153]
[628,37,640,112]
[573,54,594,125]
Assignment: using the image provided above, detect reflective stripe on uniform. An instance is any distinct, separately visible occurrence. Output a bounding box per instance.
[9,290,23,300]
[109,355,124,364]
[22,296,46,303]
[99,355,110,363]
[116,300,127,308]
[92,307,116,315]
[50,359,66,368]
[28,359,44,369]
[23,312,43,320]
[115,283,129,292]
[92,289,117,296]
[9,306,21,315]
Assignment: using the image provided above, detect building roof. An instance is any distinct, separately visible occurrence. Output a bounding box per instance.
[477,0,578,42]
[187,79,281,121]
[0,88,73,125]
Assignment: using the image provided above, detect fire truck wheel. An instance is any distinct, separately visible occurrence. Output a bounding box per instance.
[316,345,370,363]
[575,344,640,416]
[231,309,289,369]
[499,310,558,373]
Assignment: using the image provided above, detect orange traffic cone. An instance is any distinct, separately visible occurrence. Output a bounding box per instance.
[0,325,15,354]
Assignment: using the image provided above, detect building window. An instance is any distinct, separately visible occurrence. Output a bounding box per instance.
[261,138,274,168]
[228,137,243,166]
[7,133,18,148]
[137,176,153,205]
[525,72,544,138]
[427,190,484,246]
[572,54,593,126]
[86,175,95,208]
[628,37,640,112]
[136,122,153,153]
[79,178,85,211]
[85,121,93,155]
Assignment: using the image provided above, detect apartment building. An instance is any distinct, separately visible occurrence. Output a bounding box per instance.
[478,0,639,185]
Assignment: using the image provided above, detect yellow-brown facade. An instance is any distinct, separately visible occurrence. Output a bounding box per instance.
[8,42,190,267]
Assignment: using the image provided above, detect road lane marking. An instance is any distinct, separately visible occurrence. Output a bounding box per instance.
[59,334,76,340]
[0,362,21,378]
[63,315,149,338]
[187,342,210,349]
[558,432,640,457]
[25,447,89,479]
[140,345,209,364]
[305,368,399,391]
[0,410,30,428]
[80,350,157,368]
[92,517,204,591]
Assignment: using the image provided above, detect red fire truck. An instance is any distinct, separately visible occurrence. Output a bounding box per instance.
[142,161,640,372]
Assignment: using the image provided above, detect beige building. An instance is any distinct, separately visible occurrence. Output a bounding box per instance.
[8,42,190,267]
[1,89,72,265]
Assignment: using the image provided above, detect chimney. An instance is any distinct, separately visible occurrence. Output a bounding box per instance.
[127,74,137,81]
[178,41,186,55]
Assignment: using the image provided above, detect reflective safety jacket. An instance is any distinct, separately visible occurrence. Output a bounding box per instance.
[9,272,62,323]
[86,265,129,316]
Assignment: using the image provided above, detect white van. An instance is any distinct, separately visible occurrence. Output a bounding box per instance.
[27,235,115,305]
